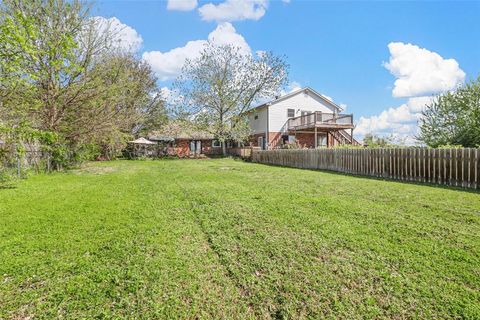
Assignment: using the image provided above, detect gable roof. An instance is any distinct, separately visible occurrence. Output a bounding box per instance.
[246,87,343,113]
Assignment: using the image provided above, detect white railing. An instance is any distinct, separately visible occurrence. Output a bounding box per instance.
[287,112,353,130]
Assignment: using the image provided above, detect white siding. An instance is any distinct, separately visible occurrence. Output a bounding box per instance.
[247,106,268,134]
[268,90,337,133]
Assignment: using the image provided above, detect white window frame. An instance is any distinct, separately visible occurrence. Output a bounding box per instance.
[287,108,295,118]
[317,133,327,148]
[212,139,221,148]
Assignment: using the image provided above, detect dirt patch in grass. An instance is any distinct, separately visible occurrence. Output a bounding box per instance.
[70,164,118,175]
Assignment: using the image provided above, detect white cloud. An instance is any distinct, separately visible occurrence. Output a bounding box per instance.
[199,0,269,22]
[355,42,464,145]
[355,96,435,143]
[167,0,198,11]
[143,22,250,81]
[160,87,172,100]
[92,16,143,53]
[384,42,465,98]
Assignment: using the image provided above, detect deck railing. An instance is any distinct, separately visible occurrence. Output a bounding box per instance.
[287,111,353,130]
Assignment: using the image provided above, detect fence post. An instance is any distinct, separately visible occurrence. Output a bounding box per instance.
[16,153,21,178]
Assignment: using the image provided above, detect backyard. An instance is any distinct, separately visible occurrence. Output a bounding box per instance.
[0,159,479,319]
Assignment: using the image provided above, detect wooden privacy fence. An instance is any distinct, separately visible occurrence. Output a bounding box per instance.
[227,147,260,159]
[252,148,480,189]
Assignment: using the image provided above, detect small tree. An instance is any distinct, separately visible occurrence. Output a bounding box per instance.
[418,77,480,148]
[174,43,288,155]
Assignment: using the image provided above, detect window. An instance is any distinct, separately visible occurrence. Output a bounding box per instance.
[254,114,259,120]
[282,135,289,144]
[212,139,221,148]
[258,136,264,150]
[190,140,202,155]
[317,134,327,148]
[287,108,295,118]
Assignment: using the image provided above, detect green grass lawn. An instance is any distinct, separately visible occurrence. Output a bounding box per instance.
[1,159,479,319]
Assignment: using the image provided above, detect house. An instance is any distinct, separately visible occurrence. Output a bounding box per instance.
[245,87,358,149]
[149,132,222,157]
[148,122,223,157]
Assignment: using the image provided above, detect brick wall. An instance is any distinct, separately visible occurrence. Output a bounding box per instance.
[295,132,315,148]
[165,139,222,157]
[249,131,350,149]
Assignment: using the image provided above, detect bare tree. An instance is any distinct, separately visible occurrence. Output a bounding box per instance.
[174,43,288,155]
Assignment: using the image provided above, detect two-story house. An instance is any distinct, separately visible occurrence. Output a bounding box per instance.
[245,87,358,149]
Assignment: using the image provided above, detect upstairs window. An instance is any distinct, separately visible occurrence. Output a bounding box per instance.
[287,109,295,118]
[254,114,259,120]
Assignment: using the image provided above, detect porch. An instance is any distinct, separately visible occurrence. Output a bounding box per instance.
[287,111,354,131]
[287,112,358,147]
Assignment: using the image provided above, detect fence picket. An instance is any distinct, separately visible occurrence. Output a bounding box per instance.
[251,147,480,190]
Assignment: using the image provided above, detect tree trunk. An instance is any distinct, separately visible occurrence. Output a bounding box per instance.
[222,141,227,156]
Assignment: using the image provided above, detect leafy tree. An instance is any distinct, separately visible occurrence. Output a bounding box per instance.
[418,77,480,148]
[0,0,166,167]
[362,133,393,148]
[137,94,168,136]
[175,43,289,155]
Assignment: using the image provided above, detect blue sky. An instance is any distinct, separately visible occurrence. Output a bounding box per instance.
[94,0,480,142]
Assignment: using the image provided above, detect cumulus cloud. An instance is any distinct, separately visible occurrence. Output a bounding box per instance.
[355,96,435,143]
[143,22,250,81]
[167,0,198,11]
[355,43,464,145]
[384,42,465,98]
[92,16,143,53]
[199,0,269,22]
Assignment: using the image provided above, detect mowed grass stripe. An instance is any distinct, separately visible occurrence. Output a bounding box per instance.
[0,159,479,319]
[1,161,252,319]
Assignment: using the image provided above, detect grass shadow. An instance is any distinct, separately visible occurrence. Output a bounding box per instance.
[251,161,480,194]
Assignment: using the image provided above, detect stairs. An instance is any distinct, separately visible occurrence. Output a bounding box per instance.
[331,130,361,146]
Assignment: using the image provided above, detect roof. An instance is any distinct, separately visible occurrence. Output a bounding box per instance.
[129,137,156,145]
[245,87,343,113]
[148,121,214,140]
[149,132,214,140]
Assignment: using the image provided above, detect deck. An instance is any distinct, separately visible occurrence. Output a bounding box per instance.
[287,111,354,131]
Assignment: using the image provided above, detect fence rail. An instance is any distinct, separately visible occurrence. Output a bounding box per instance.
[252,148,480,189]
[227,147,261,159]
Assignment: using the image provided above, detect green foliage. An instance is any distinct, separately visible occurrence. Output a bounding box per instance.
[139,97,168,135]
[0,0,166,170]
[175,43,288,154]
[419,77,480,147]
[0,160,479,318]
[362,133,394,148]
[281,141,304,149]
[436,144,464,149]
[332,144,365,149]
